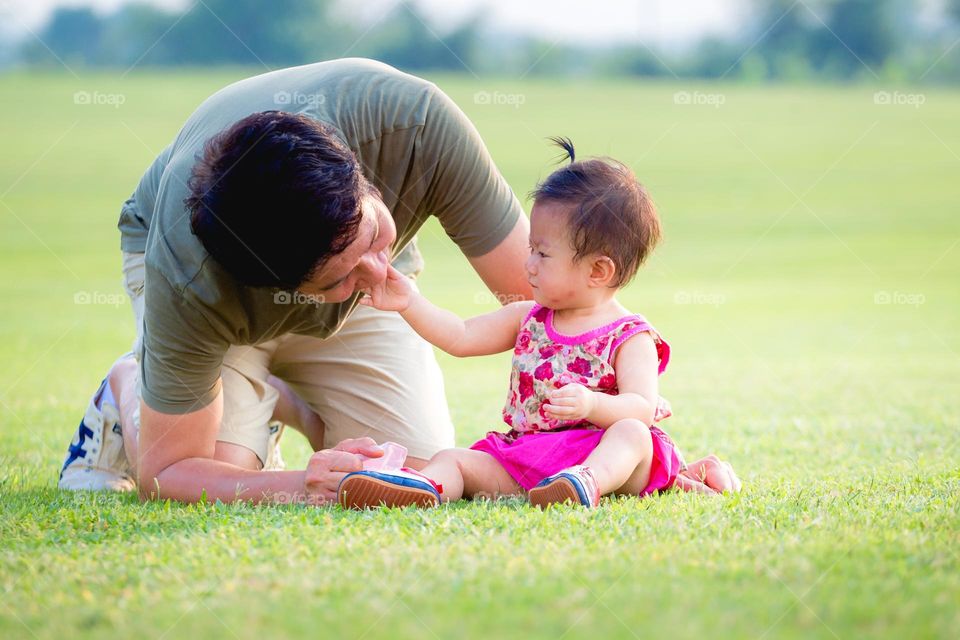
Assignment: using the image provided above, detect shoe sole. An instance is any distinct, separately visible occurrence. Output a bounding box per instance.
[528,477,583,508]
[338,474,439,510]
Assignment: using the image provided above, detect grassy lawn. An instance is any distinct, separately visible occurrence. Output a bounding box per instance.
[0,69,958,639]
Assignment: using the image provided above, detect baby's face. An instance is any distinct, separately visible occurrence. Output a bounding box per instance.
[525,202,593,309]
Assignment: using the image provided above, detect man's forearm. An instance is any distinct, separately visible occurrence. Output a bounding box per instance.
[146,458,310,504]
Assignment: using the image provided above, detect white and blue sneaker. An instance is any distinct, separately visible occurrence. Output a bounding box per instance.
[263,421,286,471]
[528,465,601,508]
[58,377,135,492]
[338,468,443,509]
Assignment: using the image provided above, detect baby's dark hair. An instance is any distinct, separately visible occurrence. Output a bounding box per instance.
[530,137,661,287]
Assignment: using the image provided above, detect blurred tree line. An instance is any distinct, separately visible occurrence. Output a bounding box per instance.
[13,0,960,82]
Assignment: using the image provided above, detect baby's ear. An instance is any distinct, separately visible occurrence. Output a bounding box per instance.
[588,256,617,287]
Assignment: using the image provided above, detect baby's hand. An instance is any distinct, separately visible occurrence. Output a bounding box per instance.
[359,264,417,312]
[543,383,596,421]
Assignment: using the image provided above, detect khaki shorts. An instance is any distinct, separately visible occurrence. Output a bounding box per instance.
[122,252,455,464]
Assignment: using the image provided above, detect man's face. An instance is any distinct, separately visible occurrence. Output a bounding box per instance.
[297,193,396,303]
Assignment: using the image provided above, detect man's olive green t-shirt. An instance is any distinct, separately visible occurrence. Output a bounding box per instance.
[120,58,522,414]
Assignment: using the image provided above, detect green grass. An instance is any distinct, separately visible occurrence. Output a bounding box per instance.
[1,69,958,639]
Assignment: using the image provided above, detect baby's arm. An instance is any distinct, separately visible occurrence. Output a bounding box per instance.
[543,331,659,428]
[360,264,534,357]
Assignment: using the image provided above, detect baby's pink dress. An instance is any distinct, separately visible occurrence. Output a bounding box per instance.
[470,304,685,495]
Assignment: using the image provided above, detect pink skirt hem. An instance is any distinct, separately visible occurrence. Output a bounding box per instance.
[469,424,683,496]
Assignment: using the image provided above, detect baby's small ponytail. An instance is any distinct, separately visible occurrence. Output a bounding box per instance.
[548,136,576,164]
[531,136,660,288]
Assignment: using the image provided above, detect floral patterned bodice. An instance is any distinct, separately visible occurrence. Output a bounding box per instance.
[502,304,672,433]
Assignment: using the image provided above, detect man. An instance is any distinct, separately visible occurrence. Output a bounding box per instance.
[59,58,531,504]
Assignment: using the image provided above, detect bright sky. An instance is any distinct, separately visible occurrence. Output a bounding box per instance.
[1,0,750,50]
[351,0,749,49]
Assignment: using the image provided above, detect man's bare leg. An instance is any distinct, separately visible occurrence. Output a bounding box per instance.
[266,374,325,450]
[264,375,434,470]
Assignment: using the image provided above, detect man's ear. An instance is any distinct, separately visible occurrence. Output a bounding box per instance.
[588,256,617,288]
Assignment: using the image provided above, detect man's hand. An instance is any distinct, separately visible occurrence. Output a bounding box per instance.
[359,264,417,312]
[543,383,597,422]
[303,437,384,503]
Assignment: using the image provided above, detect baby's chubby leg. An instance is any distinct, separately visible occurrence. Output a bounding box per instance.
[420,448,522,502]
[582,419,654,496]
[673,470,718,495]
[679,455,742,494]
